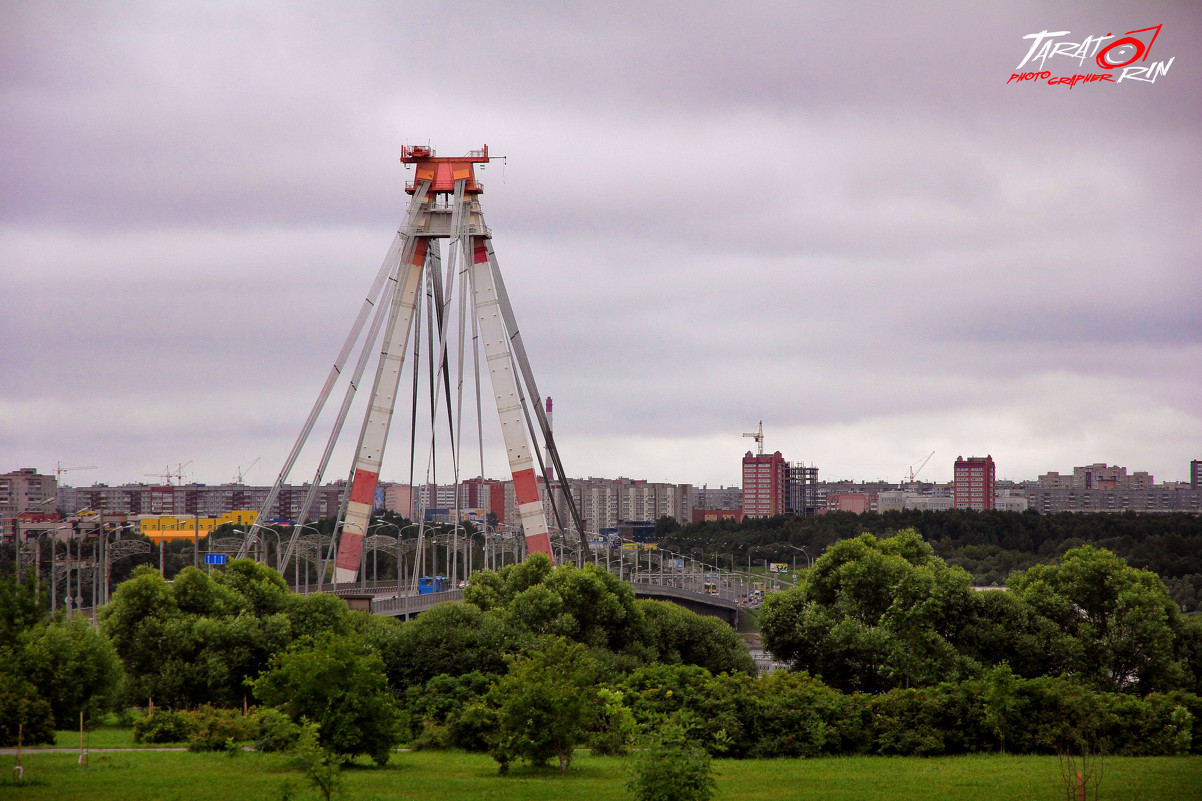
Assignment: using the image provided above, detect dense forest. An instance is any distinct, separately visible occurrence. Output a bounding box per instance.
[658,510,1202,610]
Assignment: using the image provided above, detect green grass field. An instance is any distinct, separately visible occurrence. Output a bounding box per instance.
[4,748,1199,801]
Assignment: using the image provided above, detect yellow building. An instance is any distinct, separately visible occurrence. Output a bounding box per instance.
[136,510,258,543]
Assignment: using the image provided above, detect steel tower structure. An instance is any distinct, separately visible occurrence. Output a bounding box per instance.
[240,145,586,582]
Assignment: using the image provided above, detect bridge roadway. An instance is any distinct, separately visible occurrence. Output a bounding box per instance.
[324,569,754,626]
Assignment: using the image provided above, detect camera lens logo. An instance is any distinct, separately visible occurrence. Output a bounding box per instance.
[1096,25,1161,69]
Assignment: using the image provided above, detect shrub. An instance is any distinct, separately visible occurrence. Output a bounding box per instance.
[746,671,841,758]
[617,664,752,757]
[589,687,636,756]
[451,701,498,753]
[252,632,402,766]
[0,674,54,747]
[133,708,197,744]
[293,721,344,801]
[187,705,259,752]
[487,638,599,772]
[628,728,716,801]
[255,708,303,753]
[400,671,496,746]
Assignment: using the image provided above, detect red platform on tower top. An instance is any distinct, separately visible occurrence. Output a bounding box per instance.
[401,144,490,195]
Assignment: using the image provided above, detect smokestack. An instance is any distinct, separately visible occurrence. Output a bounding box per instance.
[544,397,554,482]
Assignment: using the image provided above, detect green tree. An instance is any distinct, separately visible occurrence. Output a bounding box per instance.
[0,571,45,642]
[377,601,516,690]
[655,515,681,538]
[252,632,401,765]
[215,558,291,617]
[486,638,599,772]
[285,591,353,639]
[759,531,979,692]
[102,564,294,708]
[638,600,755,675]
[17,615,123,729]
[292,721,344,801]
[0,673,55,747]
[959,589,1079,679]
[466,554,645,652]
[1010,545,1187,693]
[983,664,1019,753]
[100,565,179,704]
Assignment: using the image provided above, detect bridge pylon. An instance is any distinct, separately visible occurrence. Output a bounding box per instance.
[242,145,587,582]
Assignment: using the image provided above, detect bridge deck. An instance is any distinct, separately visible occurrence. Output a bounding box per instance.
[311,567,766,623]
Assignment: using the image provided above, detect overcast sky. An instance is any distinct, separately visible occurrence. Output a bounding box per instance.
[3,1,1200,491]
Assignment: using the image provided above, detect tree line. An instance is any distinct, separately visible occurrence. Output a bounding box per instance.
[3,532,1201,773]
[658,509,1202,609]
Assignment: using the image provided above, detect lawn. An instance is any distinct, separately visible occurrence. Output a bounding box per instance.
[3,748,1199,800]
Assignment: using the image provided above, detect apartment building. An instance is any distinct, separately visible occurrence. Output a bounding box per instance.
[1,468,59,540]
[742,451,789,517]
[570,477,694,533]
[1023,486,1201,514]
[60,481,345,521]
[953,455,996,511]
[1038,463,1154,490]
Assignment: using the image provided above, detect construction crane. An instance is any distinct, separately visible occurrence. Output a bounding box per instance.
[233,458,262,484]
[743,421,765,456]
[906,451,935,484]
[144,461,193,486]
[53,462,97,483]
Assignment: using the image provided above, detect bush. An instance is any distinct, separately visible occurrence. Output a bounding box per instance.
[187,705,259,752]
[255,708,302,753]
[400,671,496,746]
[132,705,260,749]
[628,728,716,801]
[0,674,54,747]
[252,632,402,766]
[133,708,197,744]
[746,671,841,758]
[451,701,499,752]
[589,687,636,756]
[487,638,599,772]
[617,664,752,757]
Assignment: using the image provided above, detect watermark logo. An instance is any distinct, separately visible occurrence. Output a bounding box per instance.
[1008,24,1174,87]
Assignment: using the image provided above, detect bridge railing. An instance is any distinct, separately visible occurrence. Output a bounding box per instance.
[295,539,792,613]
[371,588,463,615]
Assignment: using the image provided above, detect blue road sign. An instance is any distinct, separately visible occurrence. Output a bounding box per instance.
[204,553,227,565]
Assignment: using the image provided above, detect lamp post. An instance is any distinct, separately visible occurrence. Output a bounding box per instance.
[102,522,134,606]
[370,520,404,593]
[16,497,59,585]
[292,523,324,593]
[398,523,419,592]
[290,521,324,589]
[447,524,467,586]
[234,527,280,569]
[232,528,258,563]
[39,525,71,614]
[782,543,812,580]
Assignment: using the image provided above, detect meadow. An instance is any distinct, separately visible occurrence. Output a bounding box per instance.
[5,748,1200,801]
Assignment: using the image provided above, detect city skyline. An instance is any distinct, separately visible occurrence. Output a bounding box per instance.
[4,3,1200,489]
